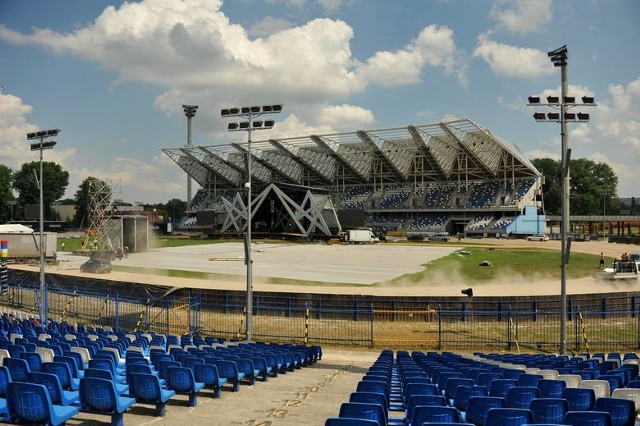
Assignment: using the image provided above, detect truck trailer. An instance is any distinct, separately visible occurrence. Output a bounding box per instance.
[0,232,57,263]
[347,229,379,244]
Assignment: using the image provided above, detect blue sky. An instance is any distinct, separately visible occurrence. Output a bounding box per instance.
[1,0,638,204]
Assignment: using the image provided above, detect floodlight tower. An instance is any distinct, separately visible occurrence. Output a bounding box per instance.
[527,45,596,354]
[26,128,60,325]
[183,105,198,207]
[221,104,282,341]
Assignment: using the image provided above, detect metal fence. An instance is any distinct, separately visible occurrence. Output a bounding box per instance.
[4,270,640,353]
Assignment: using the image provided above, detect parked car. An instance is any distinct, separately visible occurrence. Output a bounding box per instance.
[80,258,112,274]
[527,234,549,242]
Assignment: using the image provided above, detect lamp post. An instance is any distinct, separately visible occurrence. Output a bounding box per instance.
[527,45,596,354]
[26,128,59,325]
[221,104,282,341]
[182,105,198,207]
[7,201,16,222]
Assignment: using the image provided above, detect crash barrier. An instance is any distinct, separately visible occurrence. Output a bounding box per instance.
[4,269,640,352]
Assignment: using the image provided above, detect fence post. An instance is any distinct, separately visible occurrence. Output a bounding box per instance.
[224,293,230,314]
[115,290,119,332]
[392,299,396,322]
[533,300,538,322]
[438,304,442,350]
[304,302,309,344]
[507,306,512,351]
[165,297,170,336]
[370,303,374,348]
[288,296,292,318]
[461,302,467,322]
[316,297,322,320]
[254,295,258,316]
[498,301,504,322]
[632,296,636,318]
[637,305,640,349]
[602,297,608,319]
[354,300,359,322]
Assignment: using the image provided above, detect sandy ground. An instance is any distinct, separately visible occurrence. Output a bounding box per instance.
[12,236,640,298]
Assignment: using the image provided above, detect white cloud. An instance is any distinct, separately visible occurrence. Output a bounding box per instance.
[249,17,294,37]
[473,34,555,78]
[358,24,467,86]
[489,0,553,35]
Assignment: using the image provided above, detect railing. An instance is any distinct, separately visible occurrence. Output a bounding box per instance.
[4,270,640,352]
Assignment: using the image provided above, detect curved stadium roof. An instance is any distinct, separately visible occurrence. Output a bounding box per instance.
[163,118,540,191]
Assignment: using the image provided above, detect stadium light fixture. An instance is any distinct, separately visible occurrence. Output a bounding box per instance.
[220,103,283,342]
[26,127,60,326]
[182,105,198,207]
[526,45,596,355]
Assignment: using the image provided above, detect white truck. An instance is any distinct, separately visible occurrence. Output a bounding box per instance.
[347,229,379,244]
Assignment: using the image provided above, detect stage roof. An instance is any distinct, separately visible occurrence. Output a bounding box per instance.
[163,118,540,190]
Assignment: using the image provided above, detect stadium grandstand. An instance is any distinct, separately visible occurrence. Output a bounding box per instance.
[163,118,546,239]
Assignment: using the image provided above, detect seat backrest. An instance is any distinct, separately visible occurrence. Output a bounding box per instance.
[489,379,518,399]
[517,373,543,387]
[485,408,534,426]
[505,386,539,409]
[193,363,220,385]
[129,373,161,400]
[35,347,55,363]
[70,346,91,365]
[7,382,53,423]
[84,367,114,381]
[166,366,195,392]
[0,365,11,398]
[445,378,475,400]
[594,397,636,426]
[611,388,640,413]
[28,371,65,405]
[19,351,43,372]
[536,369,559,379]
[3,357,31,382]
[565,410,613,426]
[454,385,489,411]
[466,396,506,426]
[537,379,566,398]
[80,377,117,410]
[338,402,385,426]
[413,405,462,425]
[580,379,611,398]
[562,387,596,411]
[42,361,73,390]
[530,397,569,424]
[54,355,81,379]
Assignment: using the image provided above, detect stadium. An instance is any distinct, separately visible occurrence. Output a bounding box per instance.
[163,118,546,240]
[4,120,640,424]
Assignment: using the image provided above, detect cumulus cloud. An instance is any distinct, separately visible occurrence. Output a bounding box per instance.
[489,0,553,35]
[0,0,466,133]
[358,24,467,86]
[473,34,555,78]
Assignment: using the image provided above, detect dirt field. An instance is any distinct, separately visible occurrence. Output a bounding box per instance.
[22,236,637,298]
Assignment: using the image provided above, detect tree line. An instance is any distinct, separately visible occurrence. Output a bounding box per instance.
[0,162,187,226]
[0,158,635,225]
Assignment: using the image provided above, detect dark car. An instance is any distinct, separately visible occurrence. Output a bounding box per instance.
[80,258,112,274]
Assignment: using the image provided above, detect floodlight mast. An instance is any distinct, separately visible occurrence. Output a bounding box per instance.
[182,105,198,208]
[27,128,60,326]
[221,104,282,341]
[527,45,595,354]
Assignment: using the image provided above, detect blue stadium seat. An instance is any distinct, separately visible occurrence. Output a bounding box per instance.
[537,379,566,398]
[564,410,613,426]
[484,408,534,426]
[83,368,130,396]
[42,361,79,391]
[593,397,636,426]
[325,418,378,426]
[454,385,488,413]
[7,382,79,426]
[466,396,506,426]
[489,379,518,399]
[413,405,463,425]
[19,351,43,372]
[405,395,448,425]
[165,366,205,407]
[0,366,10,398]
[505,386,539,409]
[28,371,80,406]
[128,372,175,416]
[517,374,542,387]
[215,360,245,392]
[562,387,595,411]
[79,377,135,426]
[338,402,385,426]
[529,397,569,424]
[3,357,30,382]
[194,363,227,398]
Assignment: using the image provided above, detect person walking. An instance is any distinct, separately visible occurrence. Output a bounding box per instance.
[599,252,605,269]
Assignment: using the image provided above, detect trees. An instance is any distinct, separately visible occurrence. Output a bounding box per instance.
[532,158,619,216]
[12,161,69,220]
[0,164,15,222]
[164,198,187,224]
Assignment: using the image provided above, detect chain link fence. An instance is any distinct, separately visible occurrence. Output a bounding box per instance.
[4,270,640,352]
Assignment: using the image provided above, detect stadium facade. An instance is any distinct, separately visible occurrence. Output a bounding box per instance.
[163,118,546,239]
